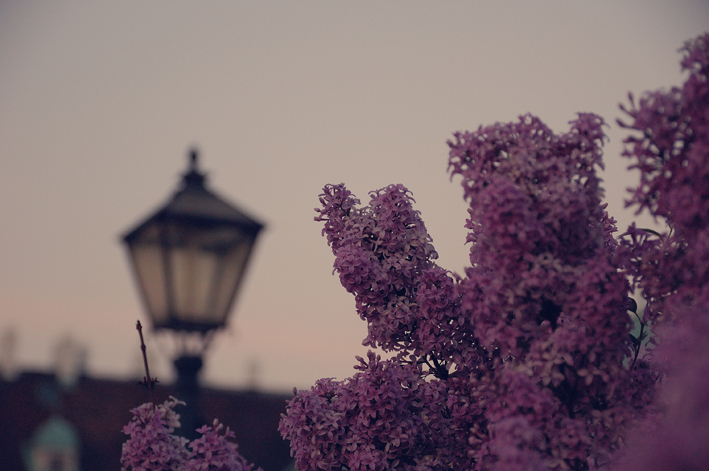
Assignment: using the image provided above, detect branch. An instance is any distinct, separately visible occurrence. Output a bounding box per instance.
[135,320,158,404]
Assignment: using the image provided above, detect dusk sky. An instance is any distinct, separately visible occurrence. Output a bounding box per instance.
[1,1,708,393]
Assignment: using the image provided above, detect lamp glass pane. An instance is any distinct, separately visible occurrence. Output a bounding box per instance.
[209,242,253,321]
[170,243,218,324]
[128,241,169,325]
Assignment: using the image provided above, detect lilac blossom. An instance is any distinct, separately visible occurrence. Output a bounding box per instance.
[618,33,709,320]
[281,110,651,470]
[121,397,260,471]
[611,33,709,471]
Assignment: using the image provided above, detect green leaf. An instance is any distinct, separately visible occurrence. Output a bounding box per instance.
[629,334,641,347]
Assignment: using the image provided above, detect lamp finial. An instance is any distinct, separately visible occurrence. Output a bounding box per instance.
[189,148,198,170]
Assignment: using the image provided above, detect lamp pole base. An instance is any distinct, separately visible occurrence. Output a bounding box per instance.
[173,355,204,440]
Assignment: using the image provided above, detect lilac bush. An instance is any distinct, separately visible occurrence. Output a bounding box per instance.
[280,111,656,470]
[280,31,709,471]
[121,397,260,471]
[609,33,709,471]
[618,33,709,328]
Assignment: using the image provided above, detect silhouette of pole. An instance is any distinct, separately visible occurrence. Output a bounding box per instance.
[173,355,204,441]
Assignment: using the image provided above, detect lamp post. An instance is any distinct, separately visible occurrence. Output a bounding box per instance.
[122,149,263,438]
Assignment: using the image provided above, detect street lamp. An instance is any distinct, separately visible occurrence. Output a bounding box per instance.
[122,148,263,438]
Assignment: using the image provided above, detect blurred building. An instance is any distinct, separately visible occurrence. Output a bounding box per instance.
[0,369,294,471]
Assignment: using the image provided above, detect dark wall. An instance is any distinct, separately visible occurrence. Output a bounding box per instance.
[0,372,294,471]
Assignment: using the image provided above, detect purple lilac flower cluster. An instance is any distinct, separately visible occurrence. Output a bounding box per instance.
[618,33,709,321]
[280,110,654,470]
[611,33,709,471]
[278,352,431,471]
[121,397,260,471]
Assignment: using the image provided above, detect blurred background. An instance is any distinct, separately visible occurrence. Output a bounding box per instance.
[1,1,708,394]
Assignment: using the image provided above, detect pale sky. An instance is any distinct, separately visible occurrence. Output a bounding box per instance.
[1,1,707,393]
